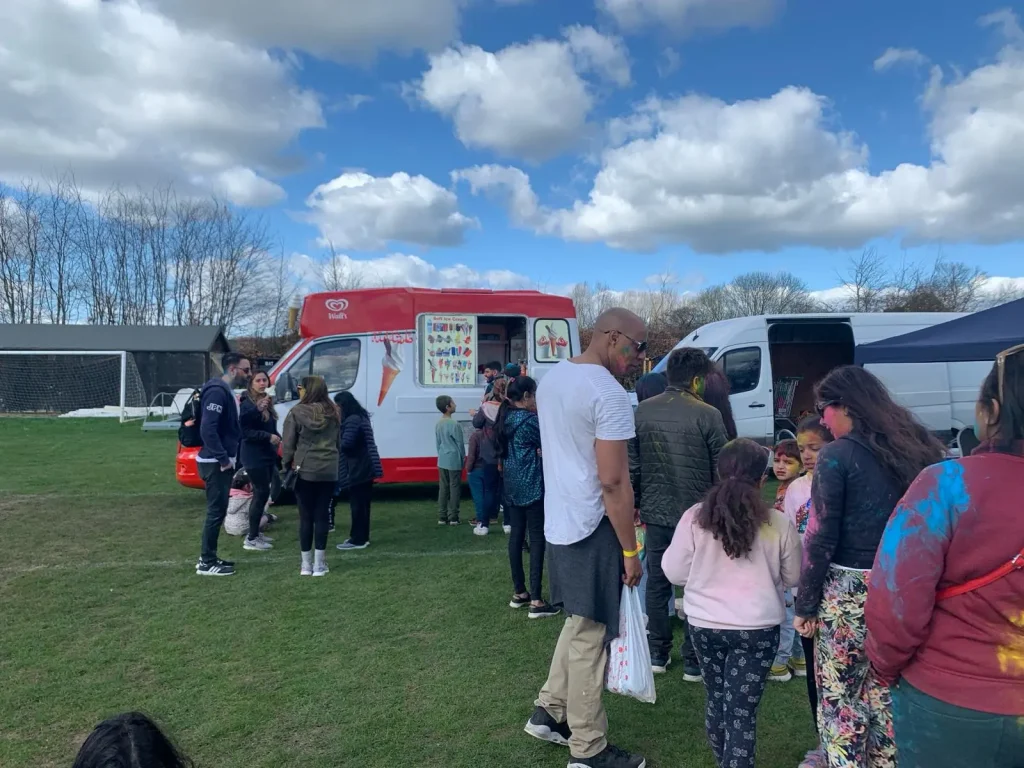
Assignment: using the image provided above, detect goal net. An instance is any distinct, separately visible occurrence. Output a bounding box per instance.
[0,351,148,422]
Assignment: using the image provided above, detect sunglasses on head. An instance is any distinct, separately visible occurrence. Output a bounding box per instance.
[604,329,648,354]
[816,400,840,416]
[996,344,1024,402]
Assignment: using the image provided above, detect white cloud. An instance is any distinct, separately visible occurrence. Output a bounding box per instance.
[657,47,682,77]
[289,251,537,291]
[598,0,780,34]
[304,171,477,250]
[417,27,628,162]
[152,0,465,60]
[874,47,928,72]
[0,0,322,206]
[460,11,1024,254]
[979,8,1024,44]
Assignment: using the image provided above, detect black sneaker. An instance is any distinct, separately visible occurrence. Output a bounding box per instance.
[510,594,532,609]
[682,663,703,682]
[524,706,571,746]
[568,744,646,768]
[528,602,561,620]
[195,557,234,569]
[196,559,235,576]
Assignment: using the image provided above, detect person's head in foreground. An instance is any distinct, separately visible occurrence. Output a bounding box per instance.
[976,344,1024,450]
[795,414,833,473]
[334,390,369,421]
[814,365,944,492]
[435,395,455,415]
[221,352,251,389]
[73,712,192,768]
[587,308,648,377]
[665,347,714,397]
[504,362,521,380]
[484,362,502,382]
[297,375,339,420]
[488,376,508,404]
[772,439,802,483]
[634,371,667,403]
[698,438,769,559]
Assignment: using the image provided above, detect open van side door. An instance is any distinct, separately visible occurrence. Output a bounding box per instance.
[714,343,773,445]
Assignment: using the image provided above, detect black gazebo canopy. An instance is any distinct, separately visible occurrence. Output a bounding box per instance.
[856,298,1024,365]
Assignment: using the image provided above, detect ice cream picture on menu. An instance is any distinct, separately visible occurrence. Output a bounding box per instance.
[537,319,570,360]
[423,314,475,385]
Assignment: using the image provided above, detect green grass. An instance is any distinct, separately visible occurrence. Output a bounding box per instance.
[0,419,813,767]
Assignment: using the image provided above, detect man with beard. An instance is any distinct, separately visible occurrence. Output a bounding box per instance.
[195,352,252,576]
[523,308,649,768]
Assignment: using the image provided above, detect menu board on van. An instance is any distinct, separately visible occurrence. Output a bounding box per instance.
[423,314,476,386]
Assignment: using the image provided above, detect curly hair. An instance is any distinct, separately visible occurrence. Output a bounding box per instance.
[696,439,770,559]
[815,366,945,492]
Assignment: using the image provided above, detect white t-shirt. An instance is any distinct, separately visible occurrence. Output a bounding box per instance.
[538,361,635,545]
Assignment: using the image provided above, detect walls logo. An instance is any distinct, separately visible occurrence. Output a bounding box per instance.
[325,298,349,320]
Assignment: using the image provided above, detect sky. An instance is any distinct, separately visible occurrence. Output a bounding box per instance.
[2,0,1024,301]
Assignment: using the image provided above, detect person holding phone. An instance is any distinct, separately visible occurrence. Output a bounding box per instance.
[239,370,281,552]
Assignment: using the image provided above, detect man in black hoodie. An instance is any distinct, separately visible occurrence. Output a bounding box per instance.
[195,352,251,576]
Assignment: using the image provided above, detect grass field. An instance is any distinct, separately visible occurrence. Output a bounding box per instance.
[0,419,814,768]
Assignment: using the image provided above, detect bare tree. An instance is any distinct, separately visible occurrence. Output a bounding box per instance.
[884,254,985,313]
[727,271,817,316]
[840,248,888,312]
[321,241,366,291]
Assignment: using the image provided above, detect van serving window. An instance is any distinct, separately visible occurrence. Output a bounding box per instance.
[722,347,761,394]
[534,319,572,362]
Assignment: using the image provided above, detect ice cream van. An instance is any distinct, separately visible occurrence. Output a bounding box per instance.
[176,287,579,487]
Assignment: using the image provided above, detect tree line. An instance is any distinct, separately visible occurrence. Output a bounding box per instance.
[0,177,295,338]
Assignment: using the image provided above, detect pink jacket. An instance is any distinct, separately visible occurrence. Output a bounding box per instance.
[663,503,802,631]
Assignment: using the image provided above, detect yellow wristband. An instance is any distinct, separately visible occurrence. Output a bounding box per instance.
[622,546,641,558]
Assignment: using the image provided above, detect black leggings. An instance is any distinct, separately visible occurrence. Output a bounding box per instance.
[348,481,373,546]
[295,478,333,551]
[246,465,274,541]
[802,634,819,732]
[508,500,545,598]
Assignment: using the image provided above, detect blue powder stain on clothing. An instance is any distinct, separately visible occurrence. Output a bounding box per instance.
[876,461,971,597]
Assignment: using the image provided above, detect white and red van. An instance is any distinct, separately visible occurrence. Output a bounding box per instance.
[177,287,579,488]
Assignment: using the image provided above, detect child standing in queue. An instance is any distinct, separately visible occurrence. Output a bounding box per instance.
[436,395,465,525]
[770,439,805,683]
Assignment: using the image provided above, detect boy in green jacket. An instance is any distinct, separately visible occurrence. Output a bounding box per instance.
[435,396,465,525]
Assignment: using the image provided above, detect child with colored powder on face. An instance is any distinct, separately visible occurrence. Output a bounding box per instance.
[784,416,835,768]
[769,439,804,683]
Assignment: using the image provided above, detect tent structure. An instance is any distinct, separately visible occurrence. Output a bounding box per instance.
[855,298,1024,365]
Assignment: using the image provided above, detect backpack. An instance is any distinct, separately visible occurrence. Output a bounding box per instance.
[177,388,204,447]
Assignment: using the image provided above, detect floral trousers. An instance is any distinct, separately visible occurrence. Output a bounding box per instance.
[816,565,897,768]
[691,626,779,768]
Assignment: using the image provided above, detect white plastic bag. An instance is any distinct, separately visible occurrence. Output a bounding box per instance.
[605,585,657,704]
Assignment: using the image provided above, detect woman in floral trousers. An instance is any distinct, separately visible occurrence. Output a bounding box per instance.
[794,367,944,768]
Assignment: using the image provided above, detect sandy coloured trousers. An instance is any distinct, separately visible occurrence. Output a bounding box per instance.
[535,615,609,759]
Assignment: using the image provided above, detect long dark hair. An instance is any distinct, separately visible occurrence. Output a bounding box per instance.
[635,372,667,403]
[979,351,1024,450]
[704,365,738,440]
[815,366,944,492]
[73,712,192,768]
[496,375,538,459]
[298,375,340,423]
[246,369,277,422]
[334,390,369,421]
[697,439,769,559]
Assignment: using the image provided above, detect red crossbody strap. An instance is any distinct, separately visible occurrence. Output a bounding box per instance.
[936,549,1024,601]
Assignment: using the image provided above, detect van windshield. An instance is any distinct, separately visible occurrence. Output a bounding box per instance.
[652,346,717,374]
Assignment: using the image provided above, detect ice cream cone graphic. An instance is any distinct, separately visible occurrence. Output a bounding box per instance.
[378,338,404,406]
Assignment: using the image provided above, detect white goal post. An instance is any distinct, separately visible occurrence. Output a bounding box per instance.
[0,350,148,422]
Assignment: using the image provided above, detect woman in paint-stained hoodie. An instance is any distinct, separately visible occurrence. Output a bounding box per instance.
[866,348,1024,768]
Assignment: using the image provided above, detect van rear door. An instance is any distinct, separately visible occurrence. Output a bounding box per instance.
[714,343,772,444]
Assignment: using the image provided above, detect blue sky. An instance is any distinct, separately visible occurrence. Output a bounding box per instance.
[3,0,1023,298]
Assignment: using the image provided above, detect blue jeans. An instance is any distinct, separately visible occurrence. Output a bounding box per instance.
[468,465,499,527]
[774,588,804,667]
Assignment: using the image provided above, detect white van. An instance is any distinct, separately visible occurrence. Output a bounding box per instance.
[653,312,972,444]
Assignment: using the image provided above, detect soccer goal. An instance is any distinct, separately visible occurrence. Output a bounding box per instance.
[0,351,148,422]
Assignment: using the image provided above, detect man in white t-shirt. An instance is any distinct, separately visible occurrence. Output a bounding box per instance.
[523,308,648,768]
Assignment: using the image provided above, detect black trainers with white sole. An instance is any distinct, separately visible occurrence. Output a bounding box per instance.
[524,706,571,747]
[528,602,561,620]
[510,594,532,609]
[568,744,646,768]
[196,559,235,576]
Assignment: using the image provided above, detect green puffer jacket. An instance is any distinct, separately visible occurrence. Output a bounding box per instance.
[628,388,728,528]
[282,403,341,483]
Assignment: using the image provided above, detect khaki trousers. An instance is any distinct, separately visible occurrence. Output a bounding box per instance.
[535,614,608,758]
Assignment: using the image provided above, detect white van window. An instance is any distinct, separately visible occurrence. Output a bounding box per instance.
[534,319,572,362]
[721,347,761,394]
[311,338,360,391]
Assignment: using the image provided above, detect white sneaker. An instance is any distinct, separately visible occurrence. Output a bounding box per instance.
[300,551,313,576]
[473,524,489,536]
[259,533,274,543]
[313,549,329,577]
[243,537,272,551]
[502,525,512,534]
